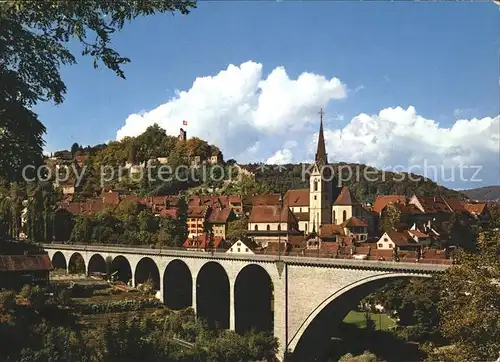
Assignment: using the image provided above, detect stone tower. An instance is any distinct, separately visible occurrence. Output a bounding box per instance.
[309,108,333,233]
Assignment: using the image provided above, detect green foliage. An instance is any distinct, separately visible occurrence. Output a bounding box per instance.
[364,312,376,332]
[0,0,196,181]
[339,351,382,362]
[379,204,401,233]
[445,211,478,251]
[78,298,162,314]
[243,162,465,203]
[0,291,16,311]
[26,285,48,310]
[226,217,248,241]
[434,244,500,361]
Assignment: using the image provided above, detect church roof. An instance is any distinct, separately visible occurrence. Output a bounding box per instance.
[333,186,360,205]
[249,205,298,224]
[284,189,310,207]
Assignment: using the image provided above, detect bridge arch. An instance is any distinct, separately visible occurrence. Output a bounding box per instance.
[111,255,133,285]
[87,254,107,275]
[68,252,86,274]
[51,251,67,270]
[234,264,274,335]
[288,273,427,361]
[163,259,192,310]
[134,257,160,291]
[196,261,230,329]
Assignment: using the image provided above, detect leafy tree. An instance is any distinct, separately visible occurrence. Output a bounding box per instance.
[0,291,16,311]
[445,211,478,251]
[70,143,80,156]
[339,351,382,362]
[432,240,500,362]
[0,0,195,180]
[380,204,401,233]
[226,217,248,241]
[27,286,48,310]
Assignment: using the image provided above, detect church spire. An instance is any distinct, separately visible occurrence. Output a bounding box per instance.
[315,108,327,165]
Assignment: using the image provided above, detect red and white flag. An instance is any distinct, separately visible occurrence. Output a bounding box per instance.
[183,120,188,126]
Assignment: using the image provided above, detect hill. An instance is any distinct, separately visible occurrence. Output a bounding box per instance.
[462,186,500,202]
[44,124,467,204]
[238,162,467,204]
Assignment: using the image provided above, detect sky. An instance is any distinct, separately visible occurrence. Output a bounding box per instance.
[35,2,500,190]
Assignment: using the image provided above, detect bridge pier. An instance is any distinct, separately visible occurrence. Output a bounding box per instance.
[229,278,235,331]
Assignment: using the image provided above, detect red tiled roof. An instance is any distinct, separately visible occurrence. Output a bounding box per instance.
[390,202,423,214]
[411,195,452,213]
[287,235,307,246]
[354,246,371,255]
[188,206,208,218]
[229,196,242,204]
[442,197,467,213]
[160,208,178,219]
[207,207,233,224]
[385,231,419,246]
[373,195,406,214]
[103,191,120,205]
[464,203,487,215]
[341,216,368,228]
[183,234,225,249]
[333,186,360,206]
[0,254,53,272]
[408,229,429,238]
[319,224,346,237]
[292,212,310,222]
[249,206,298,223]
[243,194,281,207]
[284,189,310,207]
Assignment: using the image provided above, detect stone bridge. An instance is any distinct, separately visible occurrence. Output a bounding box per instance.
[43,243,449,361]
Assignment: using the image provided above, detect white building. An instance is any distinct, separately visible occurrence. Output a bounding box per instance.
[226,239,254,255]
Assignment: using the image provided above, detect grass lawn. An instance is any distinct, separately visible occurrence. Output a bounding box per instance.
[343,311,397,330]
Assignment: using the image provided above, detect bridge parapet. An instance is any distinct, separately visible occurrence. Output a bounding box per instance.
[42,243,450,274]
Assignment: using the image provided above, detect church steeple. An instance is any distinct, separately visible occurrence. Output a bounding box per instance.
[315,108,327,165]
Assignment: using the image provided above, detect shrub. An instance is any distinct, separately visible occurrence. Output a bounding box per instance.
[0,291,16,311]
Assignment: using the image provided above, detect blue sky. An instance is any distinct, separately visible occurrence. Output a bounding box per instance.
[36,2,499,189]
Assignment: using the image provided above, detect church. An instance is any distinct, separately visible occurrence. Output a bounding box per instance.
[283,109,375,237]
[247,109,376,247]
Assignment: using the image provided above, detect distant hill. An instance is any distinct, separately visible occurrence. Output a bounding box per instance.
[462,186,500,202]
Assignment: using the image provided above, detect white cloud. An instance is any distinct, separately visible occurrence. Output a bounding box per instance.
[116,61,499,188]
[116,61,347,161]
[266,148,293,164]
[311,106,499,188]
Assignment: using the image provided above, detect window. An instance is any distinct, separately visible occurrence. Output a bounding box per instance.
[299,207,302,213]
[378,243,383,247]
[254,225,258,231]
[332,211,336,223]
[314,195,317,200]
[343,210,347,222]
[389,244,393,248]
[245,248,249,252]
[383,237,388,242]
[277,224,281,231]
[238,248,240,252]
[313,179,318,191]
[237,242,241,246]
[305,223,308,231]
[266,224,270,231]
